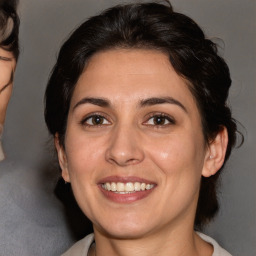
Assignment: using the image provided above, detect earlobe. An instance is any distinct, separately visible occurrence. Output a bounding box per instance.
[202,127,228,177]
[54,134,70,182]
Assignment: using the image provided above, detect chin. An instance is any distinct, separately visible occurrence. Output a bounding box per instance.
[99,227,150,240]
[94,216,156,240]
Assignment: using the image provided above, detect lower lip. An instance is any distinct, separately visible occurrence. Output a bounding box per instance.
[98,185,156,203]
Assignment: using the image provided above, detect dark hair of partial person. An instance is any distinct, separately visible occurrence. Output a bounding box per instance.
[0,0,20,60]
[44,0,242,229]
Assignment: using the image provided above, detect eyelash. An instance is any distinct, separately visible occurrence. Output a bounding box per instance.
[80,112,175,128]
[80,113,111,127]
[0,56,13,61]
[143,113,175,127]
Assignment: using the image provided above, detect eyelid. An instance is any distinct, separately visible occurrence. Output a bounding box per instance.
[143,112,176,126]
[0,56,13,61]
[80,112,112,126]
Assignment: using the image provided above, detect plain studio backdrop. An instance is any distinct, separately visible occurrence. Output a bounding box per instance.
[0,0,255,255]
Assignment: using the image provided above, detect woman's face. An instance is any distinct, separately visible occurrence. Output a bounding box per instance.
[0,47,16,125]
[57,49,215,239]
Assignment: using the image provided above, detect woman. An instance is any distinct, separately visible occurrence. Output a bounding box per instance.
[45,1,240,255]
[0,0,19,161]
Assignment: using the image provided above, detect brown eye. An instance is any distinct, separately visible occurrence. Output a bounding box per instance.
[153,116,166,125]
[145,114,175,126]
[83,115,110,126]
[92,115,104,125]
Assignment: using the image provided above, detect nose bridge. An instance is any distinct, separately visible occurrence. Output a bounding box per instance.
[105,119,144,166]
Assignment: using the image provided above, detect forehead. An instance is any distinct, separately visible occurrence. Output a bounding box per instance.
[86,48,171,75]
[74,49,191,95]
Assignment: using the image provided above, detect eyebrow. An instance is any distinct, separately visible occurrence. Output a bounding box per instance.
[73,96,187,113]
[140,97,187,113]
[73,97,110,111]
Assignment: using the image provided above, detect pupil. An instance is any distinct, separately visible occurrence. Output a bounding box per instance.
[93,116,103,125]
[154,116,164,125]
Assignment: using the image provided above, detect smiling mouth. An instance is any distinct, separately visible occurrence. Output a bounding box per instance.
[101,182,155,194]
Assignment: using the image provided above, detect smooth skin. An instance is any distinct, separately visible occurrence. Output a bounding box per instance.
[56,49,228,256]
[0,48,16,125]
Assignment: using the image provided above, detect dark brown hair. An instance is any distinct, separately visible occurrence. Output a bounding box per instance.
[0,0,19,60]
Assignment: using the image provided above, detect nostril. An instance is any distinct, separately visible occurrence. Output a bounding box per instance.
[106,147,144,166]
[105,127,145,166]
[107,156,139,166]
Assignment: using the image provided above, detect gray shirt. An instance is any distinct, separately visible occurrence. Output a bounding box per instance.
[62,232,232,256]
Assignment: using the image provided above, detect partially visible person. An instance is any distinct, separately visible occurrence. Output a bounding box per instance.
[0,0,19,161]
[0,2,75,255]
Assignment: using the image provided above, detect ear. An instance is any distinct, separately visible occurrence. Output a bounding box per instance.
[202,127,228,177]
[54,134,70,183]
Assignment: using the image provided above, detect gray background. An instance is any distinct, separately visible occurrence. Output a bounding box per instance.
[0,0,255,255]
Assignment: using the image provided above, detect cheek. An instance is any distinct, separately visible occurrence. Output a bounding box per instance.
[146,130,205,176]
[0,85,13,123]
[64,130,105,177]
[0,65,12,87]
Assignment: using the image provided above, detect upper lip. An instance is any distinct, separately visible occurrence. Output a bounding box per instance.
[98,176,156,184]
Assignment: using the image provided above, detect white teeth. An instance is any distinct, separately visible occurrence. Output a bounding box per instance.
[101,182,154,193]
[125,182,134,192]
[106,183,111,190]
[117,182,124,192]
[146,184,152,190]
[111,182,117,192]
[134,182,141,191]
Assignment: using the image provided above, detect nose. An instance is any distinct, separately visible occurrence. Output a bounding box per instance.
[105,124,145,166]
